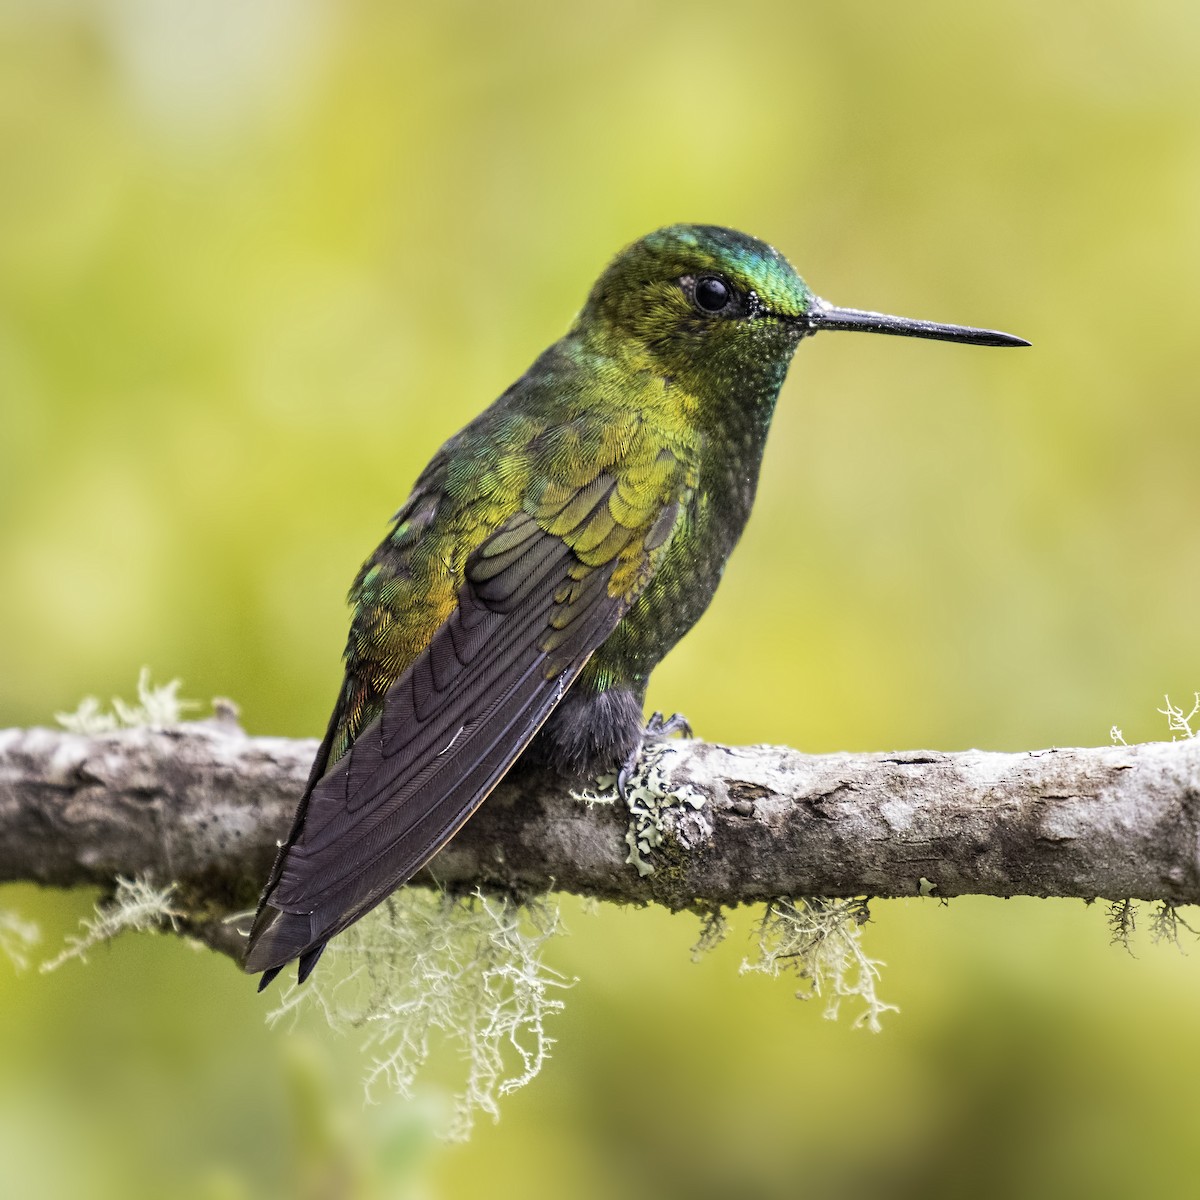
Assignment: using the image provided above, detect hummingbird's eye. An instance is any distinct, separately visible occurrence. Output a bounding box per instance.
[692,274,733,315]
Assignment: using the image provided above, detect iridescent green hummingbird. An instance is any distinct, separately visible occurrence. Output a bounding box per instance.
[245,224,1027,988]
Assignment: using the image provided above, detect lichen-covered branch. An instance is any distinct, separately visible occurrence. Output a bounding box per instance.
[2,717,1199,961]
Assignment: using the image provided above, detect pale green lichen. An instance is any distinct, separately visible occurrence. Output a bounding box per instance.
[1108,693,1200,952]
[572,742,705,876]
[40,876,184,971]
[1159,692,1199,740]
[690,906,728,963]
[43,676,195,971]
[0,910,41,972]
[579,747,893,1029]
[1122,688,1197,945]
[56,667,197,732]
[267,889,571,1142]
[1109,897,1199,955]
[570,774,619,809]
[1113,691,1198,747]
[1149,901,1198,948]
[740,898,897,1032]
[1108,898,1137,953]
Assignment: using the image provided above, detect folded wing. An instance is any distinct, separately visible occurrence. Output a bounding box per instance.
[245,471,665,985]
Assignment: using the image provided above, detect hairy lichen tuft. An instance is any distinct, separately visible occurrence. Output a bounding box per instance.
[41,876,184,971]
[56,667,197,732]
[1150,900,1198,948]
[0,910,41,972]
[1108,898,1138,954]
[267,889,571,1141]
[690,906,728,962]
[741,898,897,1032]
[1158,693,1199,741]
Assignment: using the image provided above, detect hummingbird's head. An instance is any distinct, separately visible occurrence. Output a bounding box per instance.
[578,224,812,391]
[576,224,1027,397]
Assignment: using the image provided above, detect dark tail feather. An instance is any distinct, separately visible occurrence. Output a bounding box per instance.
[251,928,326,990]
[256,964,285,993]
[244,905,318,976]
[297,943,327,984]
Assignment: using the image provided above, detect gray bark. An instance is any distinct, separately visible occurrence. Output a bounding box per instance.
[2,715,1198,962]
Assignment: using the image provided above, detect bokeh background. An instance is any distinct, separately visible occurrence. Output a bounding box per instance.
[3,1,1200,1196]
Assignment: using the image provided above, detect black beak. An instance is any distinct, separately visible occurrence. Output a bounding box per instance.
[804,297,1029,348]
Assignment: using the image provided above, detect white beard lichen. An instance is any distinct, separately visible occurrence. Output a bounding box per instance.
[576,742,896,1030]
[265,889,571,1142]
[40,876,184,972]
[0,910,40,972]
[55,667,197,733]
[740,897,897,1033]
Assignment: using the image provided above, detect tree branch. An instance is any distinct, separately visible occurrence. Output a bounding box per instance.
[2,716,1199,962]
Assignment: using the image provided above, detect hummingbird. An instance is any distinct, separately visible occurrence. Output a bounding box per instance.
[245,224,1027,988]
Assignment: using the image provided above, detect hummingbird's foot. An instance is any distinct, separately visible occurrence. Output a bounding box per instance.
[617,711,693,799]
[644,710,693,740]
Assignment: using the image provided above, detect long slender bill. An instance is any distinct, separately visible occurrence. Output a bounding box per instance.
[806,298,1029,347]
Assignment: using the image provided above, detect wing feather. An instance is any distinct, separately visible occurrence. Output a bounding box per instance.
[245,503,635,977]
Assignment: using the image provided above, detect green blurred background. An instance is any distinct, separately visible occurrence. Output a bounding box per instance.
[3,0,1199,1196]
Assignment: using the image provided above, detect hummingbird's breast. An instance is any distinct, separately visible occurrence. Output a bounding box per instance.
[586,396,772,696]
